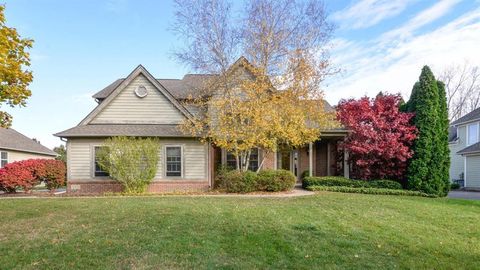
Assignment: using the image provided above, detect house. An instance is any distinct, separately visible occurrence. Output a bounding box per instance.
[449,107,480,189]
[0,127,57,168]
[55,58,348,194]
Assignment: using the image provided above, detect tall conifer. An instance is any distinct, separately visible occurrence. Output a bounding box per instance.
[406,66,443,195]
[435,81,450,196]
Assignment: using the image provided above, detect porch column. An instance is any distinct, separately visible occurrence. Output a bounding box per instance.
[327,142,331,176]
[343,148,350,179]
[309,142,313,177]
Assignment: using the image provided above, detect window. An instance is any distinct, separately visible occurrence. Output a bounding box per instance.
[94,146,109,177]
[1,151,7,168]
[249,148,259,172]
[468,123,479,145]
[226,151,237,169]
[226,148,259,171]
[166,146,182,177]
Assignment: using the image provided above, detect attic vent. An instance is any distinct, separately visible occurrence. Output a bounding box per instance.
[134,86,148,98]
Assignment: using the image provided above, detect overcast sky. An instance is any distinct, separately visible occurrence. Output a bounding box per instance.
[3,0,480,148]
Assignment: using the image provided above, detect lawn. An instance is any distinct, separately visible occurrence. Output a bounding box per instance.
[0,193,479,269]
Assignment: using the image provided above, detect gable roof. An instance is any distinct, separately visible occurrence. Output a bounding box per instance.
[91,57,259,102]
[92,74,218,101]
[61,58,343,138]
[451,107,480,126]
[79,65,194,126]
[0,128,57,156]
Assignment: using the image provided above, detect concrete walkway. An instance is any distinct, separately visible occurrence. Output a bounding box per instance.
[448,190,480,200]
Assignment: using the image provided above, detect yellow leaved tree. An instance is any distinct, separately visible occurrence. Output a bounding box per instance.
[0,5,33,128]
[173,0,338,171]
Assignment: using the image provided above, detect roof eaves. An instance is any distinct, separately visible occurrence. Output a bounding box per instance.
[0,146,57,157]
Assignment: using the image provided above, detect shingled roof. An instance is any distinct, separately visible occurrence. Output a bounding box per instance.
[457,142,480,155]
[60,61,344,139]
[451,107,480,126]
[0,128,56,156]
[92,74,217,101]
[54,124,195,138]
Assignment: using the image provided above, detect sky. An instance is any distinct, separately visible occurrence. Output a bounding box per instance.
[3,0,480,149]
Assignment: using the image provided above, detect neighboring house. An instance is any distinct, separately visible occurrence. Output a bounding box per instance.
[449,107,480,189]
[0,128,57,168]
[55,57,348,194]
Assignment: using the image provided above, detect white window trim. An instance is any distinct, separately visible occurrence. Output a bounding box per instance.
[466,122,480,146]
[0,151,8,168]
[164,145,184,179]
[91,145,110,179]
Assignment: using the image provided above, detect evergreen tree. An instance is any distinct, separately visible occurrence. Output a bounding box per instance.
[435,81,450,196]
[406,66,443,195]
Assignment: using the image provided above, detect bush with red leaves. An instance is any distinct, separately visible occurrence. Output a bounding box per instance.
[337,94,417,181]
[0,159,66,193]
[0,161,37,193]
[40,159,66,190]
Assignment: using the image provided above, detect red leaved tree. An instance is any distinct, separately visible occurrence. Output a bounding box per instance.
[337,94,417,181]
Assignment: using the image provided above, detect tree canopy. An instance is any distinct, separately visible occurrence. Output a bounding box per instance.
[173,0,338,171]
[0,5,33,128]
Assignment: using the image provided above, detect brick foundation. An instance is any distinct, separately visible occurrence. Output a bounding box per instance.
[67,180,210,195]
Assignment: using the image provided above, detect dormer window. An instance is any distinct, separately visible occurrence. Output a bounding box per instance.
[467,123,479,146]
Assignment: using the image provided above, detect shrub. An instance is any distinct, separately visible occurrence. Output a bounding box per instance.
[300,170,310,181]
[306,186,435,197]
[303,176,364,188]
[0,159,66,193]
[40,160,66,190]
[0,161,37,193]
[214,165,232,189]
[450,183,461,190]
[96,137,160,194]
[257,169,296,192]
[368,180,402,190]
[303,176,402,190]
[220,170,258,193]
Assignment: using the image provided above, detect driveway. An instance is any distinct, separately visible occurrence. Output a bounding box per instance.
[448,190,480,200]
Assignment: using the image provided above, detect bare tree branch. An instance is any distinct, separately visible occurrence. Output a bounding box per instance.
[438,61,480,121]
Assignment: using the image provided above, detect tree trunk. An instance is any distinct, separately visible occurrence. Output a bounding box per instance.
[256,151,267,173]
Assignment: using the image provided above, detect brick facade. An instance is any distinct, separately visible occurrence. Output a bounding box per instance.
[262,151,276,169]
[67,181,210,195]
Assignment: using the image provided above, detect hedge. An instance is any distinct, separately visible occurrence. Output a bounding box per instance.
[257,169,296,192]
[221,170,258,193]
[306,186,436,197]
[215,169,296,193]
[0,159,66,193]
[303,176,402,190]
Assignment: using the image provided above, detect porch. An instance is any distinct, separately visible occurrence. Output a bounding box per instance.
[210,134,349,184]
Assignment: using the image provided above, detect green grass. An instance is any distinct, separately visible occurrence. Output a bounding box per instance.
[1,193,479,269]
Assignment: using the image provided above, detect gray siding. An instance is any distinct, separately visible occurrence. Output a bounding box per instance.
[91,74,185,124]
[449,125,466,181]
[67,138,207,181]
[466,155,480,188]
